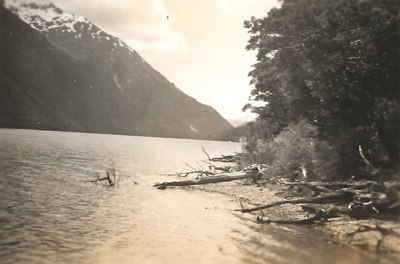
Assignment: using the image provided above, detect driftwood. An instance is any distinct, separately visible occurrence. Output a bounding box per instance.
[254,205,348,225]
[153,171,257,189]
[236,190,356,213]
[154,149,400,253]
[237,179,400,225]
[256,212,340,225]
[159,170,217,178]
[158,149,241,179]
[155,148,400,230]
[282,180,384,192]
[202,160,235,173]
[154,149,254,189]
[256,216,320,225]
[202,147,242,163]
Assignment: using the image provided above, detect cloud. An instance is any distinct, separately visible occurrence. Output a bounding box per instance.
[69,0,188,54]
[125,24,188,53]
[218,0,280,18]
[218,0,243,13]
[10,0,188,54]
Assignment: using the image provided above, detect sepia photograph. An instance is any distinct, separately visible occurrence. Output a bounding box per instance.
[0,0,399,263]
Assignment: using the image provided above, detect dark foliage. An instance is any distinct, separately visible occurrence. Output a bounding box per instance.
[243,0,400,179]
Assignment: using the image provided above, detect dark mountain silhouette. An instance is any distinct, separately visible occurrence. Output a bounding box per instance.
[0,2,232,139]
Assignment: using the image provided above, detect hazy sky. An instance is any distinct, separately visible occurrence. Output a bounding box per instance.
[11,0,280,120]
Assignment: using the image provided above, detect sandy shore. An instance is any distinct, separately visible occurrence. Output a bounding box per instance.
[185,180,303,218]
[184,180,400,256]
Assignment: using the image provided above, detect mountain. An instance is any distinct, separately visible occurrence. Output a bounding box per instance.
[210,121,256,142]
[0,1,232,139]
[227,113,256,127]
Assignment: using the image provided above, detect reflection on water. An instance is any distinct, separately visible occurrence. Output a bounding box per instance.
[0,129,396,263]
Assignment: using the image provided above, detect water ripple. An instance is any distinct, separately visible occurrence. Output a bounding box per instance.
[0,129,394,264]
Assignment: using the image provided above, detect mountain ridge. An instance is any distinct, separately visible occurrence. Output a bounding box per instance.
[0,1,233,139]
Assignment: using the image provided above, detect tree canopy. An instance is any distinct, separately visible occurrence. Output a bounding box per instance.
[244,0,400,178]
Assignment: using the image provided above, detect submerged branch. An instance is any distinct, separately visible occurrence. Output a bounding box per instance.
[85,171,114,186]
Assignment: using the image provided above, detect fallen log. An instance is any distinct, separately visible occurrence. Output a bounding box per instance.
[243,179,400,226]
[236,191,356,213]
[153,171,257,189]
[256,216,320,225]
[283,181,384,192]
[284,182,332,196]
[256,213,337,225]
[159,170,217,177]
[254,204,343,225]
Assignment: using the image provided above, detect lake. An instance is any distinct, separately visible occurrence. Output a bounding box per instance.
[0,129,393,263]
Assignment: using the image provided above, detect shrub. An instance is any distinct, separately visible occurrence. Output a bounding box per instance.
[242,119,341,181]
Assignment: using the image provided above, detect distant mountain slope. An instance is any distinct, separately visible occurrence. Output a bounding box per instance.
[211,121,256,142]
[0,2,232,139]
[227,114,256,127]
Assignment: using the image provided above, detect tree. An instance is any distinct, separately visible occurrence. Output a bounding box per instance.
[244,0,400,177]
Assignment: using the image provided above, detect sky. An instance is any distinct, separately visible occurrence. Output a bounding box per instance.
[10,0,280,120]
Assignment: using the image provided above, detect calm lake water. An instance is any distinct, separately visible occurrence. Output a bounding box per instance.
[0,129,395,263]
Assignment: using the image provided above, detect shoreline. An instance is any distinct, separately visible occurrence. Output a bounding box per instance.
[184,180,400,257]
